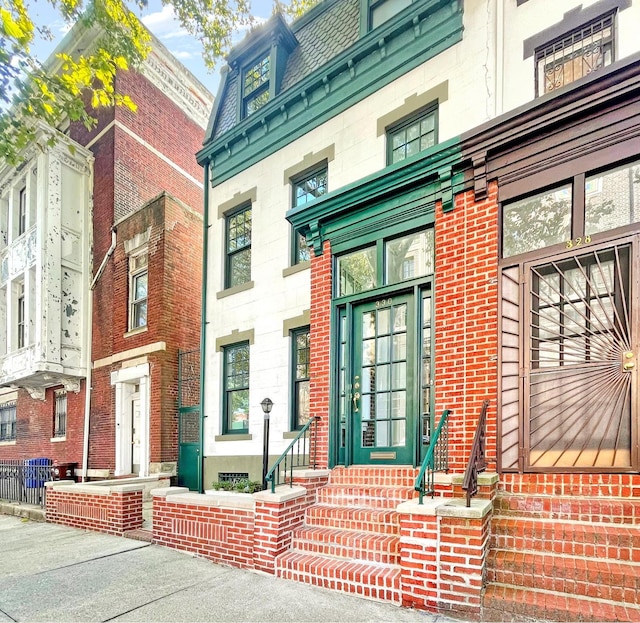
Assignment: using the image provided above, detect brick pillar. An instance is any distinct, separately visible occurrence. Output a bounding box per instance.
[434,184,499,473]
[309,240,332,469]
[398,498,493,617]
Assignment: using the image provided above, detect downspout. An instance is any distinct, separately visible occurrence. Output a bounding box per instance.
[81,226,117,482]
[198,164,210,493]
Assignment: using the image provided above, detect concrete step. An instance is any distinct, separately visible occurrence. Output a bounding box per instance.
[292,526,400,564]
[305,503,400,534]
[487,550,640,605]
[317,484,416,509]
[276,551,401,604]
[482,583,640,622]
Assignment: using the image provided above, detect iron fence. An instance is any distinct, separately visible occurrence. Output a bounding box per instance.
[0,459,54,507]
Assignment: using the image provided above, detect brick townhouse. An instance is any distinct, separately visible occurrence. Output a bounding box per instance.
[192,0,640,619]
[0,19,212,489]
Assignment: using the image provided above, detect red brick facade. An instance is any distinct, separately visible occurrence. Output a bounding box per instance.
[1,63,207,477]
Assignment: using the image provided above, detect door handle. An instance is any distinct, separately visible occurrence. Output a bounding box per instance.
[352,392,360,412]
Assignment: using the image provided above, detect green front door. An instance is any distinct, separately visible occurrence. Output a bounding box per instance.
[351,293,416,464]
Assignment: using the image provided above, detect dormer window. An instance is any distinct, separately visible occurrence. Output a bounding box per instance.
[369,0,412,30]
[243,54,271,117]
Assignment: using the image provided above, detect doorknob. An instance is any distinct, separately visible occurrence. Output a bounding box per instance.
[623,352,635,372]
[624,362,635,371]
[352,392,360,412]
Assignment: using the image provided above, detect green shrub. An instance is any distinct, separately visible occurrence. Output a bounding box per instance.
[210,478,263,493]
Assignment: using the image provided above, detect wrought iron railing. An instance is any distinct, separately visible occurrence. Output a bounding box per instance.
[265,416,320,493]
[0,459,54,507]
[415,409,450,504]
[462,399,489,507]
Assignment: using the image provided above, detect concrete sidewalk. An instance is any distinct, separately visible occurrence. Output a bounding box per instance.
[0,514,457,623]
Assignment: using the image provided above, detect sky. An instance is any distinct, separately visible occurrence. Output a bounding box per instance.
[30,0,275,97]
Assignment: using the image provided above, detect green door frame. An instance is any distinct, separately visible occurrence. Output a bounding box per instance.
[332,281,434,468]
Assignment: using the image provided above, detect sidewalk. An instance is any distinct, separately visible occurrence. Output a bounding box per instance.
[0,513,456,623]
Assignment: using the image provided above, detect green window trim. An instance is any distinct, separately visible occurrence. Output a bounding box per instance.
[290,326,311,430]
[225,203,252,289]
[241,53,271,119]
[386,104,438,166]
[290,164,328,265]
[222,342,250,434]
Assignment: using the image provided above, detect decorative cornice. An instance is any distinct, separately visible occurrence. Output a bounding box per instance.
[198,0,462,186]
[141,51,212,129]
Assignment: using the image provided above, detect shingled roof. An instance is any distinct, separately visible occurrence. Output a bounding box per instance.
[210,0,360,141]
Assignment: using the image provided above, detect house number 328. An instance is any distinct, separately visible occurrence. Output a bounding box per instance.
[566,235,592,249]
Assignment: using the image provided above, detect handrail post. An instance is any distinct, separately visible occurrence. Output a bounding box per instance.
[462,399,489,507]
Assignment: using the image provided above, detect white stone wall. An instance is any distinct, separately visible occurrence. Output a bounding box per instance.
[203,0,640,457]
[0,131,93,388]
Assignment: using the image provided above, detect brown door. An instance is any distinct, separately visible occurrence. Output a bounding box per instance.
[523,238,638,470]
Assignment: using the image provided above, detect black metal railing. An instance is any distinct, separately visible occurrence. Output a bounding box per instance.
[415,409,450,504]
[265,416,320,493]
[0,459,54,507]
[462,399,489,507]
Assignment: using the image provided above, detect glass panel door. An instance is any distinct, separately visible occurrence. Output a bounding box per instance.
[351,293,415,464]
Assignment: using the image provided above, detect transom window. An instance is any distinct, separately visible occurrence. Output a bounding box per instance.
[54,390,67,438]
[243,55,270,117]
[387,107,437,165]
[0,401,16,441]
[225,204,252,288]
[502,158,640,259]
[129,252,148,330]
[535,13,614,96]
[336,229,434,297]
[291,166,327,264]
[223,342,250,433]
[291,327,310,429]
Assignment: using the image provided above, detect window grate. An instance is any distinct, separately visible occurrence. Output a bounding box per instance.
[0,401,17,441]
[536,14,614,96]
[54,390,67,438]
[218,472,249,483]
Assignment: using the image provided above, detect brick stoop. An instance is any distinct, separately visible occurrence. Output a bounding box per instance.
[484,493,640,622]
[275,466,420,604]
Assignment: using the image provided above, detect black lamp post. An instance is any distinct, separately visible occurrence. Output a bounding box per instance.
[261,397,273,490]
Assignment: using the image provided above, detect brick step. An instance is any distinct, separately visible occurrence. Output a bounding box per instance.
[292,526,400,564]
[491,516,640,558]
[487,550,640,604]
[494,493,640,523]
[329,466,418,487]
[276,551,401,604]
[316,484,416,509]
[482,583,640,622]
[123,528,153,543]
[305,503,400,534]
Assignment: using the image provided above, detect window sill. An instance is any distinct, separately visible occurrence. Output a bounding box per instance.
[0,440,16,446]
[282,261,311,278]
[216,281,255,299]
[125,326,148,338]
[283,430,302,439]
[215,433,252,441]
[50,436,66,442]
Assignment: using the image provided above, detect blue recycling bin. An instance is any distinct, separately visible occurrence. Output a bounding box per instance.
[24,458,52,488]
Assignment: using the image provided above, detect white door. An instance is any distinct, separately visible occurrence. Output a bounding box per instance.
[132,393,141,475]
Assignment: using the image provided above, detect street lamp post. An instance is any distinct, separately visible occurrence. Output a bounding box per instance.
[261,398,273,490]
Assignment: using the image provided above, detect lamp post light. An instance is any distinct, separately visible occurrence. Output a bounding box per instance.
[261,398,273,491]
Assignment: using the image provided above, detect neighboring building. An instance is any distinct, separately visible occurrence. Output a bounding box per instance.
[0,21,212,488]
[196,0,640,619]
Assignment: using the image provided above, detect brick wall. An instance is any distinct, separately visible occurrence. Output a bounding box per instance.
[45,483,143,535]
[434,183,499,473]
[0,385,86,464]
[153,493,256,568]
[309,241,333,469]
